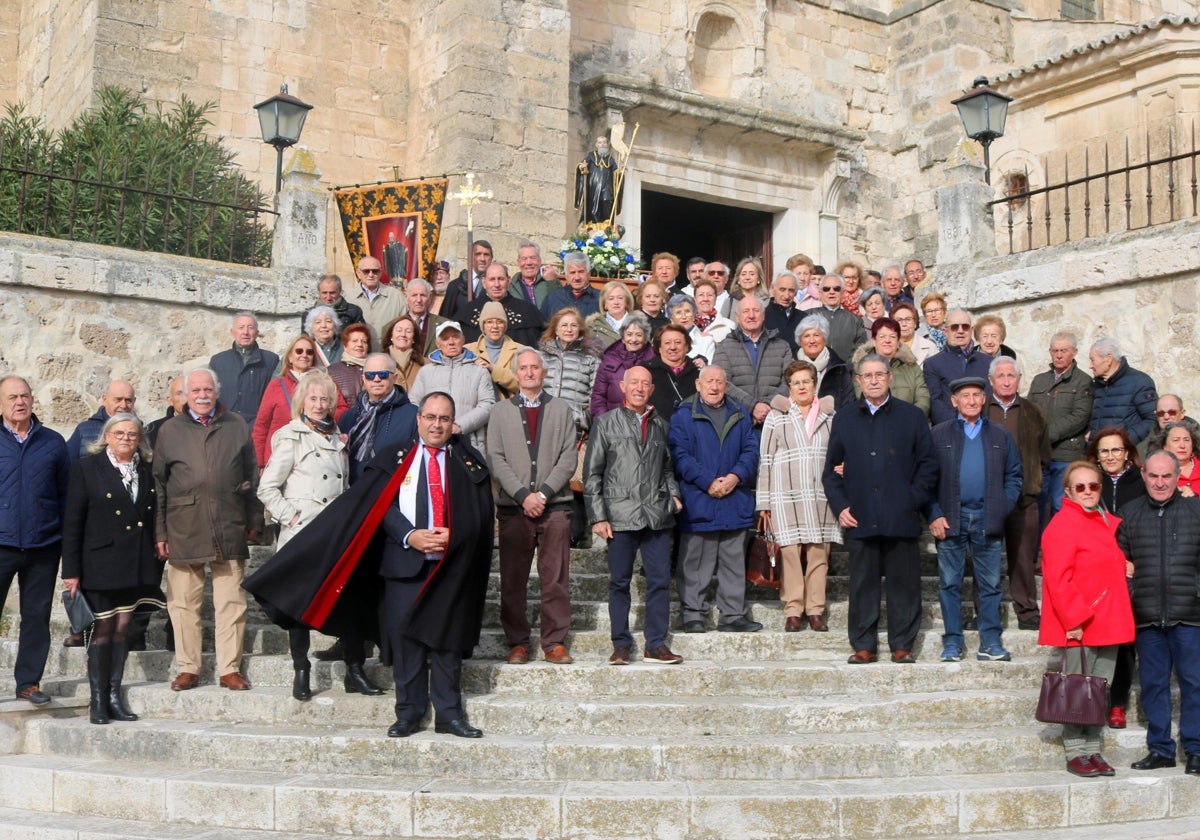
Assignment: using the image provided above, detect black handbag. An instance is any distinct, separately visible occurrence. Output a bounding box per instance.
[61,589,95,635]
[746,517,782,590]
[1035,644,1108,727]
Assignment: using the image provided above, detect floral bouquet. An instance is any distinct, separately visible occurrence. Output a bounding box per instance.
[559,224,642,279]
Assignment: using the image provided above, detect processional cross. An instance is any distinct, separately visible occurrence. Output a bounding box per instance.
[450,172,493,302]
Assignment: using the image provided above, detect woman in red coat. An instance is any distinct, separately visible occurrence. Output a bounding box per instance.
[254,336,348,466]
[1039,460,1136,778]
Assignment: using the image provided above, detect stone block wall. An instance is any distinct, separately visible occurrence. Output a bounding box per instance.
[933,219,1200,407]
[0,233,305,436]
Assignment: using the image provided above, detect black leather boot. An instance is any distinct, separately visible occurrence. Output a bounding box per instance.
[293,667,312,701]
[88,644,111,725]
[343,662,385,696]
[106,641,138,721]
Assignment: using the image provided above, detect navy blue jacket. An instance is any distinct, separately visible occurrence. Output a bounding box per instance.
[338,387,418,483]
[764,302,804,353]
[1089,356,1158,444]
[923,344,994,425]
[926,417,1023,538]
[0,417,70,549]
[668,395,758,533]
[823,396,937,539]
[66,407,109,461]
[209,343,280,429]
[541,285,600,320]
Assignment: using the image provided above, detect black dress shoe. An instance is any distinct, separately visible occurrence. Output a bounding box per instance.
[292,668,312,701]
[718,617,763,633]
[682,620,706,634]
[343,663,385,696]
[387,719,418,738]
[1131,752,1177,770]
[1017,616,1041,631]
[1186,754,1200,776]
[435,718,483,738]
[313,640,345,662]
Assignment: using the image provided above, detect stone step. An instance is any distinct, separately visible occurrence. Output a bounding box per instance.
[14,715,1160,782]
[30,678,1051,736]
[2,751,1193,839]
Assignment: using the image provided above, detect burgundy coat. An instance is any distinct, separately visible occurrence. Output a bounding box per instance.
[1039,497,1135,647]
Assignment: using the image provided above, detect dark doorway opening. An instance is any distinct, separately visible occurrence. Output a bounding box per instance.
[640,189,775,283]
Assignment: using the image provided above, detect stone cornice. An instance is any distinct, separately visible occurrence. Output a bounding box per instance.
[579,74,863,156]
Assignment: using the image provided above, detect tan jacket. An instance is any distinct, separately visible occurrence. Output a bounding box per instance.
[152,406,263,565]
[257,420,349,548]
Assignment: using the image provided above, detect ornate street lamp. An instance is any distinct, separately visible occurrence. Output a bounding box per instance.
[253,83,313,195]
[952,76,1012,185]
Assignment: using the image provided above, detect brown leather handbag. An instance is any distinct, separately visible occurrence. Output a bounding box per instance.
[746,515,782,589]
[1035,645,1109,727]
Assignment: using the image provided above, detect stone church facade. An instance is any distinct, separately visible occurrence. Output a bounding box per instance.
[2,0,1198,277]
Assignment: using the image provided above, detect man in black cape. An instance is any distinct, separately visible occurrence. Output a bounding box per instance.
[244,391,494,738]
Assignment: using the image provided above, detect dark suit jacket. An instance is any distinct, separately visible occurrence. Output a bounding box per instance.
[61,453,160,590]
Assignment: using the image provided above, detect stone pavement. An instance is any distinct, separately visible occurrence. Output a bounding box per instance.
[1,543,1199,839]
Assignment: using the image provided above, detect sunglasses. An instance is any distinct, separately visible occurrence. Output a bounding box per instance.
[947,324,972,331]
[360,268,382,275]
[363,371,392,381]
[293,348,315,356]
[821,285,842,292]
[1156,409,1180,418]
[1073,482,1101,493]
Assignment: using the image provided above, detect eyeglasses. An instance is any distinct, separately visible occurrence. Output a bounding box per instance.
[1157,409,1181,418]
[109,431,140,440]
[1073,482,1101,493]
[821,285,842,292]
[947,323,972,331]
[420,413,452,424]
[359,268,382,275]
[923,306,945,315]
[1098,447,1126,457]
[706,269,728,276]
[293,348,315,357]
[363,371,392,381]
[857,372,890,381]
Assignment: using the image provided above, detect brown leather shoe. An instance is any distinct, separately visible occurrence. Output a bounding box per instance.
[543,644,574,665]
[608,646,631,665]
[847,650,878,664]
[807,614,828,632]
[170,672,199,692]
[890,649,916,664]
[219,673,251,691]
[784,616,805,632]
[506,645,530,665]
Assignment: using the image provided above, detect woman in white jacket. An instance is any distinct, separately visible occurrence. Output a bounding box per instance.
[258,372,384,701]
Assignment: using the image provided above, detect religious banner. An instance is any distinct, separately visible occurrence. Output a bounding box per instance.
[334,178,449,286]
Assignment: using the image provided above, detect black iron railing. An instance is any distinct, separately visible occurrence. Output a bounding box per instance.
[0,137,276,267]
[988,124,1199,254]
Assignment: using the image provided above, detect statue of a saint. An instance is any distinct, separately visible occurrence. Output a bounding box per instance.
[383,228,410,284]
[574,136,623,225]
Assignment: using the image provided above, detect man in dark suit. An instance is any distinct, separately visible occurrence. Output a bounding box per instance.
[454,262,545,347]
[380,391,495,738]
[823,353,938,665]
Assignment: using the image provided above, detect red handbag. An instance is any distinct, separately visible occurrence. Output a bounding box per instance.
[746,515,782,589]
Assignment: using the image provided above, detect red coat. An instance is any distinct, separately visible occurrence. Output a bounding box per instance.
[1038,497,1135,647]
[1179,455,1200,496]
[253,375,349,466]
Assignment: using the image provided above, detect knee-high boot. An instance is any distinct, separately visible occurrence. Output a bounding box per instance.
[88,643,111,725]
[106,641,139,721]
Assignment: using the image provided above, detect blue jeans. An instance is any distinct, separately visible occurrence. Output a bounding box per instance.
[1040,461,1069,524]
[0,544,60,692]
[1135,624,1200,758]
[937,509,1003,652]
[608,528,672,650]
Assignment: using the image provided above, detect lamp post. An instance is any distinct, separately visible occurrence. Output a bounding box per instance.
[253,84,313,196]
[951,76,1012,185]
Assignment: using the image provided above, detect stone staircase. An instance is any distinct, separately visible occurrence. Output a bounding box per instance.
[2,542,1200,840]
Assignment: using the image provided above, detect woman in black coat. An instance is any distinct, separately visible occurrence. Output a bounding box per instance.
[1086,426,1148,729]
[61,413,165,725]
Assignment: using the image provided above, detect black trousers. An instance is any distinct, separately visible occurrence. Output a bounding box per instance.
[846,536,921,653]
[384,575,463,725]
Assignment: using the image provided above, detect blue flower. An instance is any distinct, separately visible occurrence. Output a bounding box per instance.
[574,239,584,248]
[625,254,635,263]
[593,234,606,245]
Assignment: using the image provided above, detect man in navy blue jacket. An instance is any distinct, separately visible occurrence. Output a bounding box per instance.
[0,375,70,705]
[824,354,937,664]
[927,377,1023,663]
[209,312,279,430]
[924,308,994,425]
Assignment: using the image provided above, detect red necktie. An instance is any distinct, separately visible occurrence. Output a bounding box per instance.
[199,414,212,427]
[425,446,445,528]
